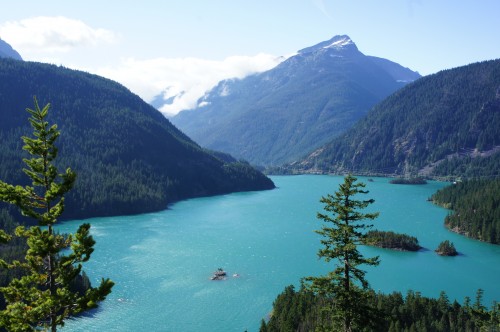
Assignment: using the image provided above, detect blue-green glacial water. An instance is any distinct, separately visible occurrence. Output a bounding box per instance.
[59,175,500,331]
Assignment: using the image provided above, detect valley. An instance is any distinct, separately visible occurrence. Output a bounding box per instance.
[0,25,499,331]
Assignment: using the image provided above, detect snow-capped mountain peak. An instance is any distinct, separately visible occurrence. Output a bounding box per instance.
[324,36,353,49]
[298,35,357,55]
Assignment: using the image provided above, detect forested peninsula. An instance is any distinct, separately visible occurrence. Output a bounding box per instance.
[431,179,500,244]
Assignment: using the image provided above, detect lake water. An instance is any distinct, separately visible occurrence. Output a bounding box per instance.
[59,175,500,332]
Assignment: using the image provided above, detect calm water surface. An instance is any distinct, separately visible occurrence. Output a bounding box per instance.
[59,175,500,331]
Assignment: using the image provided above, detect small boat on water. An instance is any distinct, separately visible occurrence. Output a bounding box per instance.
[211,268,227,280]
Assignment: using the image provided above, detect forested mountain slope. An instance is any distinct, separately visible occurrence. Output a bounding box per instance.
[0,59,274,221]
[286,59,500,177]
[172,35,420,166]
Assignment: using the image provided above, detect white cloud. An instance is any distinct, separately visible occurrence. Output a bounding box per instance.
[93,53,285,116]
[0,16,117,53]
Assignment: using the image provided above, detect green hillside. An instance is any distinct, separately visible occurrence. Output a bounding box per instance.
[0,58,274,221]
[287,59,500,177]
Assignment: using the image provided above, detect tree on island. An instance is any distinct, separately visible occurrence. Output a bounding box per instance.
[435,240,458,256]
[0,98,114,331]
[304,174,380,331]
[365,230,422,251]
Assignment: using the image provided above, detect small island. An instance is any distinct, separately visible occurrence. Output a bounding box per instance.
[365,230,422,251]
[389,177,427,185]
[435,240,458,256]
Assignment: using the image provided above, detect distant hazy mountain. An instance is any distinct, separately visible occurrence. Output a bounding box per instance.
[171,35,420,166]
[366,56,420,82]
[0,58,274,220]
[0,39,22,60]
[285,59,500,177]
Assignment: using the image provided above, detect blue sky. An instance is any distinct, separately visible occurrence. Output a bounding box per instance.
[1,0,499,115]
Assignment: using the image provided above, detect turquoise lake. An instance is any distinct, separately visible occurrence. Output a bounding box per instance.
[58,175,500,332]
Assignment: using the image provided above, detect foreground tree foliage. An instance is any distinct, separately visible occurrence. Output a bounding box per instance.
[0,98,113,331]
[303,175,380,331]
[261,285,500,332]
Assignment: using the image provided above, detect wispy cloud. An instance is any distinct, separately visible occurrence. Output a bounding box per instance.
[311,0,333,20]
[93,54,285,116]
[0,16,117,53]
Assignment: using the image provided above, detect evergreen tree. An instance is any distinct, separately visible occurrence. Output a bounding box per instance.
[0,98,114,331]
[304,174,380,331]
[262,286,499,331]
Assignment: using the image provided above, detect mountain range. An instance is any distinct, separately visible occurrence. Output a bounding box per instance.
[171,35,420,166]
[0,58,274,221]
[283,59,500,177]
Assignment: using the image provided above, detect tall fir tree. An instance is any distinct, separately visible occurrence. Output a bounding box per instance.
[304,174,380,331]
[0,98,113,331]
